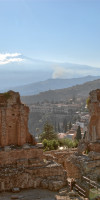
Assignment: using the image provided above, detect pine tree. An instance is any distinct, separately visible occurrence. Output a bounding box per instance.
[76,126,81,141]
[40,122,57,141]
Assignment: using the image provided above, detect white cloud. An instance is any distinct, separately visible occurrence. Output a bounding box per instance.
[0,53,24,65]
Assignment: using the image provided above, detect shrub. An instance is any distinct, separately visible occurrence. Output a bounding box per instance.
[86,97,91,108]
[58,139,66,146]
[58,138,78,148]
[43,138,78,151]
[52,140,59,150]
[43,139,48,148]
[42,139,59,151]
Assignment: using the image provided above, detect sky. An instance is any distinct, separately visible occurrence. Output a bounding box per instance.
[0,0,100,68]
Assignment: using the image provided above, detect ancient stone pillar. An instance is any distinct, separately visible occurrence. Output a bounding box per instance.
[88,89,100,142]
[0,91,35,147]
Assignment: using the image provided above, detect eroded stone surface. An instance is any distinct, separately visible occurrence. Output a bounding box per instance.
[87,89,100,142]
[88,141,100,152]
[0,153,67,191]
[0,91,35,147]
[0,146,67,191]
[0,91,67,192]
[44,149,77,168]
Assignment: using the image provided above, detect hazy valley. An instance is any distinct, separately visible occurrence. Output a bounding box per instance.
[20,78,100,136]
[4,75,100,96]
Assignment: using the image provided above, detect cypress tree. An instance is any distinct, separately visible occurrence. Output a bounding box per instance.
[76,126,81,141]
[58,122,60,133]
[63,118,68,132]
[69,121,72,130]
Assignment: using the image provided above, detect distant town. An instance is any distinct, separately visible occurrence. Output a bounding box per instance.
[28,96,89,141]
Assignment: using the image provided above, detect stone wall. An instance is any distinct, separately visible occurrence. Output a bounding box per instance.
[44,149,82,179]
[44,148,100,181]
[0,91,35,147]
[65,155,81,179]
[88,89,100,142]
[44,149,77,167]
[64,152,100,181]
[0,147,43,165]
[44,149,79,179]
[0,147,67,192]
[0,91,68,192]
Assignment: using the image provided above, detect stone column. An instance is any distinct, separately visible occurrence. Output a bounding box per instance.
[0,108,7,147]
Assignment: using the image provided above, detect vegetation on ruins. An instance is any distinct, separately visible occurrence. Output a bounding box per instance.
[86,97,91,108]
[75,126,82,141]
[43,139,59,151]
[3,92,11,99]
[58,138,78,148]
[42,138,78,151]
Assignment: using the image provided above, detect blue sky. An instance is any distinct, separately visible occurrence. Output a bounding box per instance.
[0,0,100,67]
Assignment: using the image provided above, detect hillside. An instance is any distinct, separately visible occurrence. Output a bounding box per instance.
[7,75,100,96]
[1,57,100,92]
[21,79,100,104]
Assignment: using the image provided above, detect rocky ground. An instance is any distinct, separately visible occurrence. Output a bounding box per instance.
[0,189,58,200]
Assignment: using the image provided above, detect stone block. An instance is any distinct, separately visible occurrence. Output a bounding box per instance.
[88,151,100,160]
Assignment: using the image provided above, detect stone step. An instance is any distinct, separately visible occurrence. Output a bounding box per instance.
[55,195,70,200]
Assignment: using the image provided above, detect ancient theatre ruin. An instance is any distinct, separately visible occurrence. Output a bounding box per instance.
[0,91,66,192]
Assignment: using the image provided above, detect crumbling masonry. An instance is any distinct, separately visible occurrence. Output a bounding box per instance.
[0,91,67,192]
[0,91,35,147]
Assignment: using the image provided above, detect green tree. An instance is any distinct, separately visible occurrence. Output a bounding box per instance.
[76,126,81,141]
[83,131,86,139]
[69,121,72,130]
[64,123,68,132]
[54,121,57,132]
[58,138,78,148]
[63,118,68,132]
[42,139,59,151]
[58,122,60,133]
[40,122,57,141]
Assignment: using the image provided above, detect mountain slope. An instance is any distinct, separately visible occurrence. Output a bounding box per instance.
[5,75,100,96]
[21,79,100,104]
[1,56,100,91]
